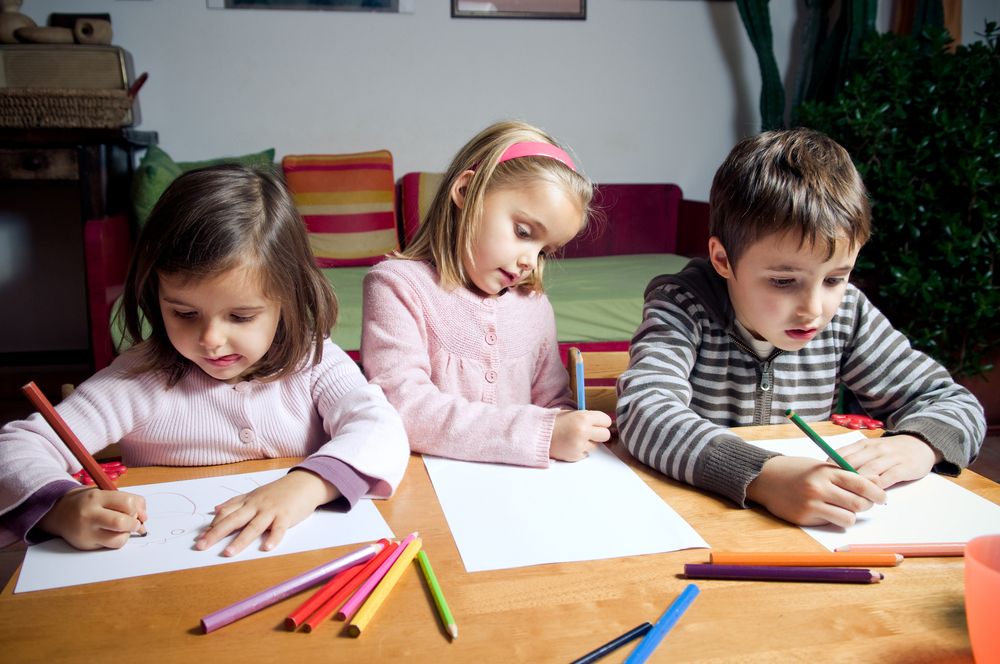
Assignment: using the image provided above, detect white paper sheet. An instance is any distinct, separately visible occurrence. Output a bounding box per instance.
[742,431,1000,550]
[422,443,708,573]
[15,469,394,593]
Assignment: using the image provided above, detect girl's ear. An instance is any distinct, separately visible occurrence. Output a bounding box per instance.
[708,237,735,279]
[450,170,475,210]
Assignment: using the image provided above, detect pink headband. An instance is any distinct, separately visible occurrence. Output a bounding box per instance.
[496,142,576,172]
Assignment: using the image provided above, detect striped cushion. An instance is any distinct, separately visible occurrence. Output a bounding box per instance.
[282,151,399,267]
[398,171,444,247]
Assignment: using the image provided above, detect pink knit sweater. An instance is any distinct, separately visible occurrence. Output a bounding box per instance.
[362,260,575,467]
[0,339,409,545]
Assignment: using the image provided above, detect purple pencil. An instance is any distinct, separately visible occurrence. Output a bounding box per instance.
[201,542,384,633]
[684,563,883,584]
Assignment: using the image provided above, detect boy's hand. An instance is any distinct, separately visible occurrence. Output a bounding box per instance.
[195,469,339,557]
[39,486,147,550]
[835,434,942,489]
[746,456,887,527]
[550,410,613,462]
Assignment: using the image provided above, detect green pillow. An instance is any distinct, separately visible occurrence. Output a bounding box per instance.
[131,144,276,227]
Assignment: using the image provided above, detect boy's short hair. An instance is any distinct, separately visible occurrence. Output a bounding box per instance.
[709,127,871,269]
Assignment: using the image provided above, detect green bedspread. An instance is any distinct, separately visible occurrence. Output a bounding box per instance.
[325,253,691,351]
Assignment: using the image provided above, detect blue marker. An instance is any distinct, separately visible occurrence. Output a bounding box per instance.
[575,353,586,411]
[623,584,699,664]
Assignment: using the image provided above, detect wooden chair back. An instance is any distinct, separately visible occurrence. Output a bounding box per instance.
[567,347,630,415]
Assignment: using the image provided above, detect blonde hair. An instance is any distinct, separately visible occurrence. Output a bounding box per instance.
[398,120,594,292]
[709,127,871,269]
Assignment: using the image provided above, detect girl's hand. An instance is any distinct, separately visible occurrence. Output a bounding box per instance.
[195,470,339,557]
[746,456,887,527]
[38,486,147,550]
[550,410,613,462]
[835,434,941,489]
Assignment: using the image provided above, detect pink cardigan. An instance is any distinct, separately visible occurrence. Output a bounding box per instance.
[362,259,575,467]
[0,339,409,546]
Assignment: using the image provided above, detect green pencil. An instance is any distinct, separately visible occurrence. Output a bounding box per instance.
[785,409,858,473]
[417,550,457,639]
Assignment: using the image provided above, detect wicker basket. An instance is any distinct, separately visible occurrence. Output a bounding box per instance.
[0,88,133,129]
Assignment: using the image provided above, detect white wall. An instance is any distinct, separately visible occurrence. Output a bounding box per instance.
[20,0,997,201]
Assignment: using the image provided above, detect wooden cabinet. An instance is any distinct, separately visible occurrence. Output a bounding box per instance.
[0,128,156,369]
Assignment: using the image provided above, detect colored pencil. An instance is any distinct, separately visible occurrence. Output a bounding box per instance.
[21,381,146,536]
[336,532,418,620]
[576,353,586,410]
[710,551,903,567]
[623,584,699,664]
[785,409,858,473]
[570,622,652,664]
[302,540,399,632]
[349,537,423,637]
[21,381,118,491]
[200,542,383,633]
[284,537,391,630]
[417,549,457,639]
[685,563,883,584]
[835,543,965,557]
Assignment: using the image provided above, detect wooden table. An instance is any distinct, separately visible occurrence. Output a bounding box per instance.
[1,423,997,663]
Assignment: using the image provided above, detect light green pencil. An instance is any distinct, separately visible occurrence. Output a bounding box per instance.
[785,409,858,473]
[417,550,457,639]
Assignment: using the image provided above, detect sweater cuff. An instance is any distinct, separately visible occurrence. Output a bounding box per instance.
[292,457,376,510]
[0,479,82,545]
[883,416,969,476]
[697,436,779,508]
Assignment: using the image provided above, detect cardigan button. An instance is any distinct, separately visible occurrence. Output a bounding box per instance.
[239,428,255,444]
[482,299,495,308]
[485,332,497,345]
[485,370,497,383]
[234,382,252,393]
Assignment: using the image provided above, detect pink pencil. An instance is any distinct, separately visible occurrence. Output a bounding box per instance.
[284,538,391,630]
[336,532,418,621]
[835,543,965,557]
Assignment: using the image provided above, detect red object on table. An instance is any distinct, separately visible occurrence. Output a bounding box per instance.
[73,462,127,486]
[831,413,883,430]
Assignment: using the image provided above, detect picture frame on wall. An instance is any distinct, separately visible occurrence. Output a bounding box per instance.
[216,0,399,12]
[452,0,585,20]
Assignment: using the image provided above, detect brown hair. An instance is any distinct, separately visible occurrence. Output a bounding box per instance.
[709,127,871,270]
[120,163,337,386]
[397,120,594,292]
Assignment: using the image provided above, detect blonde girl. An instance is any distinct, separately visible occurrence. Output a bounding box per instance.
[362,120,612,466]
[0,164,408,556]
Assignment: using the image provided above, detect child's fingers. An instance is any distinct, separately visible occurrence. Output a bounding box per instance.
[223,516,271,557]
[196,505,252,551]
[830,470,886,508]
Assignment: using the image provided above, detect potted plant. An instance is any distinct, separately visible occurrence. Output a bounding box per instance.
[796,24,1000,424]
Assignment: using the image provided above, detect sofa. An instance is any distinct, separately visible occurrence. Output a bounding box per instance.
[85,149,710,372]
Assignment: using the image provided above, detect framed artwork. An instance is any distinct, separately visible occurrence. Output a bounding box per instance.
[216,0,399,12]
[452,0,585,20]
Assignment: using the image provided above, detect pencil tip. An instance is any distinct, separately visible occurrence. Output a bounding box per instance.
[449,625,458,639]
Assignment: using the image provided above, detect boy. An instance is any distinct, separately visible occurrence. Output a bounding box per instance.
[616,128,985,527]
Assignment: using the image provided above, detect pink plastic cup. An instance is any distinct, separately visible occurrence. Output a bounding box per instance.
[966,534,1000,663]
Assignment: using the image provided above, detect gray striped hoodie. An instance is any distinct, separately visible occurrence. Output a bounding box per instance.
[616,259,985,507]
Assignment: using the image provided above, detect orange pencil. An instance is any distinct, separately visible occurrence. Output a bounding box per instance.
[835,543,965,557]
[710,551,903,567]
[302,540,400,632]
[284,537,391,631]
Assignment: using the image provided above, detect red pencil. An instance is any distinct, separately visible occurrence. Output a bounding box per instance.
[303,540,400,632]
[285,537,391,630]
[21,381,117,491]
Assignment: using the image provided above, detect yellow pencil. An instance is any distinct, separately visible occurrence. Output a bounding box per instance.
[349,537,423,637]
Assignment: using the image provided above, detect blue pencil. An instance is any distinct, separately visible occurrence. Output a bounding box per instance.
[575,353,586,411]
[622,584,699,664]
